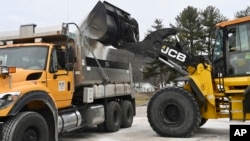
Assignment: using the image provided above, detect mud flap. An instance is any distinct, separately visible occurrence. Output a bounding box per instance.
[80,1,139,47]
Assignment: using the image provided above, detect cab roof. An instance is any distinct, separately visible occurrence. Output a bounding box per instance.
[216,16,250,27]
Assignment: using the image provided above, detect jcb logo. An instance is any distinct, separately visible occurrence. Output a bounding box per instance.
[161,46,186,62]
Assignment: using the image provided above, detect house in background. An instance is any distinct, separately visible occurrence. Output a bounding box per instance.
[134,82,155,92]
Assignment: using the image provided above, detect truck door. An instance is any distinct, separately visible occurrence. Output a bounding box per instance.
[47,47,74,108]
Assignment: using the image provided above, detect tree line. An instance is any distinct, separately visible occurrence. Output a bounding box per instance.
[141,5,250,88]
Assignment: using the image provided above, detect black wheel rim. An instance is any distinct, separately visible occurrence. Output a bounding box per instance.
[159,102,182,125]
[22,127,39,141]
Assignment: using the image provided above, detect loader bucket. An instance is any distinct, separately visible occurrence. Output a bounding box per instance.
[80,1,139,47]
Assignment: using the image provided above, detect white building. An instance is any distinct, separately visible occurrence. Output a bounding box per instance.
[135,82,155,92]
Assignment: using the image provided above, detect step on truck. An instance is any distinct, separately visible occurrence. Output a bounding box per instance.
[0,1,139,141]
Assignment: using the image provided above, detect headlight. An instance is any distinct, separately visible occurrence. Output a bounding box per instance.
[0,66,8,74]
[0,66,16,75]
[0,92,21,109]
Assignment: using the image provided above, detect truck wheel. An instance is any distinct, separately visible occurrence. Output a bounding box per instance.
[2,112,49,141]
[121,100,134,128]
[99,101,122,132]
[147,87,201,137]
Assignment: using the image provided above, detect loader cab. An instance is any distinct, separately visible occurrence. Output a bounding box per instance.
[212,17,250,78]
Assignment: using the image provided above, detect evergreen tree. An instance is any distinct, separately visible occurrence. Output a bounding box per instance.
[172,6,203,55]
[201,6,228,60]
[140,5,229,88]
[235,6,250,18]
[143,19,177,88]
[146,19,164,36]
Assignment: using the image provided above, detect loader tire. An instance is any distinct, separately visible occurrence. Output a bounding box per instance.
[199,117,208,127]
[147,87,201,137]
[2,111,49,141]
[121,100,134,128]
[98,101,121,132]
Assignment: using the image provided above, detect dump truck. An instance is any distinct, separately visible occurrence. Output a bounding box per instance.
[0,1,139,141]
[113,16,250,137]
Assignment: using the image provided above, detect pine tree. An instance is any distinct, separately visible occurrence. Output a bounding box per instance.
[139,5,229,88]
[235,6,250,18]
[142,19,177,88]
[173,6,203,55]
[201,6,228,60]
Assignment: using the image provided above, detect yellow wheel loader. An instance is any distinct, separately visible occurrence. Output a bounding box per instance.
[83,4,250,137]
[129,16,250,137]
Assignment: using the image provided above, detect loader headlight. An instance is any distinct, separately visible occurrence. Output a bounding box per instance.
[0,92,21,109]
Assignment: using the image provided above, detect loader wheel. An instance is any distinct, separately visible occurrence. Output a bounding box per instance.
[121,100,134,128]
[199,117,208,127]
[147,87,201,137]
[98,101,122,132]
[2,111,49,141]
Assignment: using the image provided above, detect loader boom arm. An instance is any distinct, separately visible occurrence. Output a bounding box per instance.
[119,28,207,76]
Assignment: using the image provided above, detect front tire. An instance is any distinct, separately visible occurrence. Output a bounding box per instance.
[147,87,201,137]
[2,111,49,141]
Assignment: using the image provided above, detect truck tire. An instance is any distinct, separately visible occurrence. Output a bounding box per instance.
[147,87,201,137]
[98,101,122,132]
[121,100,134,128]
[2,111,49,141]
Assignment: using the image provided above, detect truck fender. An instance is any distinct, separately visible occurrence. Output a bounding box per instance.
[174,76,207,111]
[8,91,58,141]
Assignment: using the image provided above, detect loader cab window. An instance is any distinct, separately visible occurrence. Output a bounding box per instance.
[213,29,224,60]
[212,28,226,78]
[227,23,250,75]
[228,28,239,52]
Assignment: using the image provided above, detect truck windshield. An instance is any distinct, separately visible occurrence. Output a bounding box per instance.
[0,46,48,70]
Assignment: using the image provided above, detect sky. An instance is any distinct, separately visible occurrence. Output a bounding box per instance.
[0,0,249,40]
